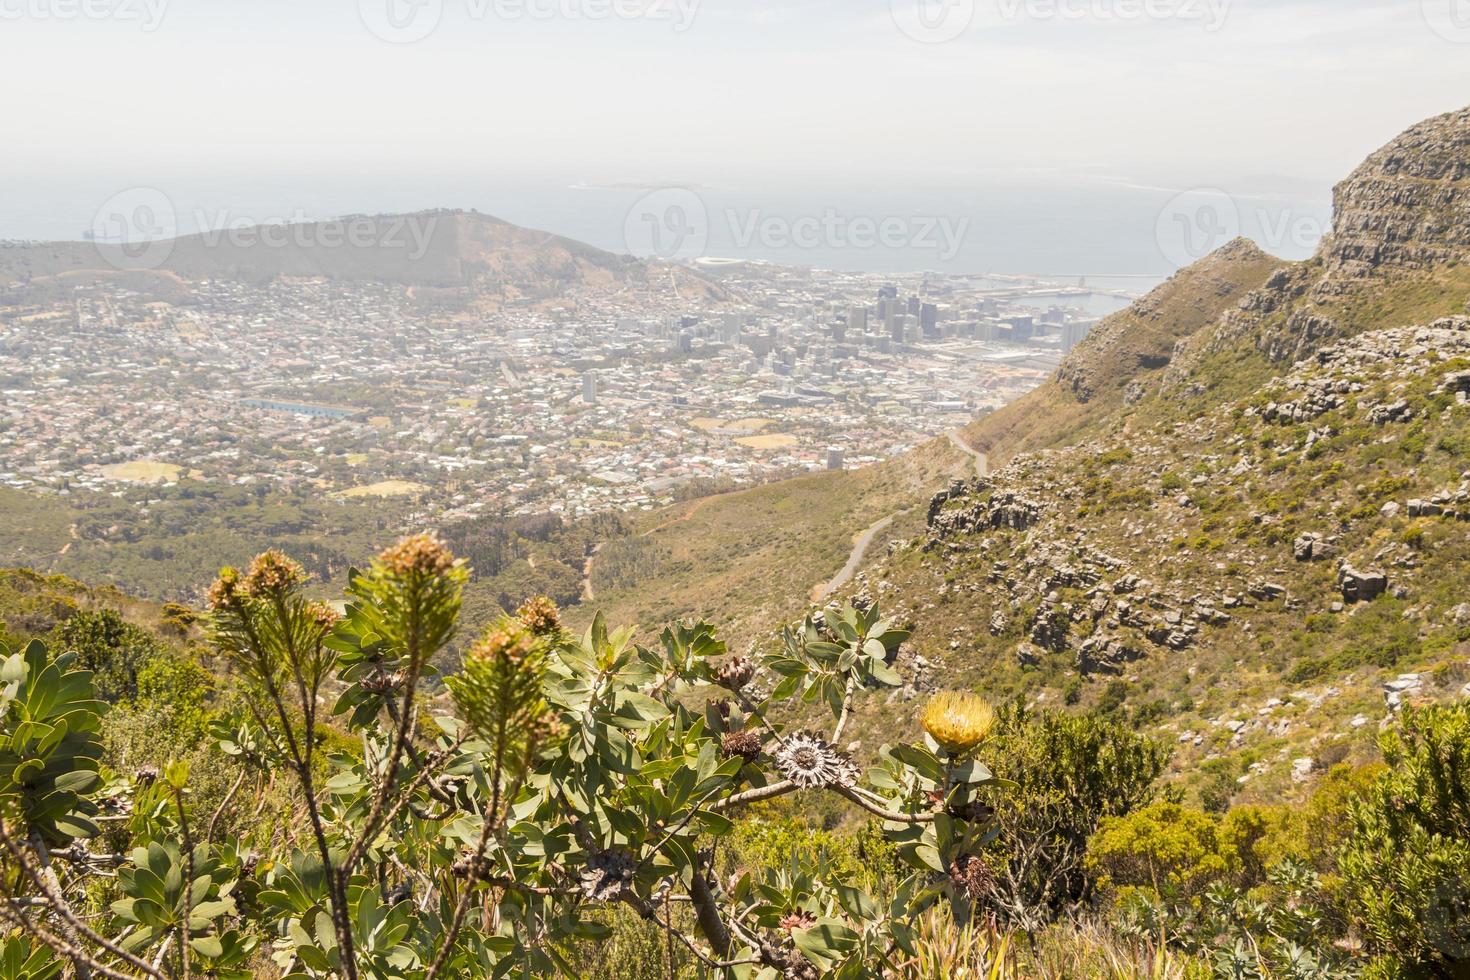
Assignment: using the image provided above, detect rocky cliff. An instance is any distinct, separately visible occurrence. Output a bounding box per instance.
[1324,105,1470,280]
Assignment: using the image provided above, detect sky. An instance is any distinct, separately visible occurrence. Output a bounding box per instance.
[1,0,1466,270]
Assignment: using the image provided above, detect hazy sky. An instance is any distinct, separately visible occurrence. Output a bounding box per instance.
[1,0,1465,251]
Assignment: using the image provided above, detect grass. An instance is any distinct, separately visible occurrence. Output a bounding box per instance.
[690,416,776,434]
[101,460,184,483]
[573,437,973,649]
[333,480,431,499]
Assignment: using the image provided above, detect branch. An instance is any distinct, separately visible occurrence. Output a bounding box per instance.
[830,786,937,824]
[0,826,165,980]
[708,779,796,813]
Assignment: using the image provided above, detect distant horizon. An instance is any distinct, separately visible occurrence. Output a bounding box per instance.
[1,168,1334,282]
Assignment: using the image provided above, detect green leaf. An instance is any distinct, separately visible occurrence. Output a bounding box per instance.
[191,936,225,959]
[791,919,859,970]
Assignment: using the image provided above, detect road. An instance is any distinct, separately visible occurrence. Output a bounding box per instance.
[811,428,987,605]
[580,428,988,609]
[811,514,896,604]
[947,430,989,478]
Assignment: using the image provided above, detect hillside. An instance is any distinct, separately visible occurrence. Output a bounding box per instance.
[961,238,1286,463]
[0,208,725,300]
[570,435,978,647]
[960,108,1470,469]
[813,105,1470,805]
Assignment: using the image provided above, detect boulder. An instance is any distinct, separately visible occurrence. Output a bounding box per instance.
[1339,565,1388,603]
[1293,533,1336,562]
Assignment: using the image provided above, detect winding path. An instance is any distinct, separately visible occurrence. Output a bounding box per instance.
[946,429,989,478]
[811,514,896,604]
[810,428,990,605]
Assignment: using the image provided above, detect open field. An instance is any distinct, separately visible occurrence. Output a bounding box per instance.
[334,480,430,499]
[100,461,184,484]
[690,417,777,434]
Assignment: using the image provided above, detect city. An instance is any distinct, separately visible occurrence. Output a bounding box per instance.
[0,259,1115,524]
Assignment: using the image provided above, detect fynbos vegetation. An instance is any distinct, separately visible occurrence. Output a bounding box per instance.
[2,536,1019,978]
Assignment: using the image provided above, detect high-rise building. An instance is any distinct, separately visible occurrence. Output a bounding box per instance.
[827,447,846,471]
[582,371,597,404]
[920,302,939,337]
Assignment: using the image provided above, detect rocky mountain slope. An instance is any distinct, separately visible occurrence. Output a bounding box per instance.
[965,106,1470,469]
[829,105,1470,805]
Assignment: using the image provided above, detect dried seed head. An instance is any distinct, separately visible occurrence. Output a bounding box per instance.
[948,854,995,903]
[377,533,456,578]
[714,656,756,692]
[720,729,763,763]
[921,692,996,755]
[579,848,637,902]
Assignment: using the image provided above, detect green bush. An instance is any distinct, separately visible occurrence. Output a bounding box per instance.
[48,609,163,703]
[1341,703,1470,976]
[1087,802,1236,904]
[1,538,1010,979]
[982,705,1169,928]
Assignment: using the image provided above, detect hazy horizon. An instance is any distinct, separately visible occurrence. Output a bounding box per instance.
[3,0,1466,275]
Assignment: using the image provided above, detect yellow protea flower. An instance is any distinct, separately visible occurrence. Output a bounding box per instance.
[921,692,996,755]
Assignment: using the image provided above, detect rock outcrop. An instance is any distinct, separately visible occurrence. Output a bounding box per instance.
[1323,106,1470,280]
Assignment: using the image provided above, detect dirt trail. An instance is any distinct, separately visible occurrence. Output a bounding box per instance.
[811,514,897,604]
[946,429,989,478]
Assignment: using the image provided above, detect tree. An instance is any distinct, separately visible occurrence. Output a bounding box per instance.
[50,610,162,703]
[1,535,1011,979]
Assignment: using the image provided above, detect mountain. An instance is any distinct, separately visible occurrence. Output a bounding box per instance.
[0,208,724,300]
[548,105,1470,807]
[961,238,1286,461]
[810,105,1470,804]
[961,106,1470,470]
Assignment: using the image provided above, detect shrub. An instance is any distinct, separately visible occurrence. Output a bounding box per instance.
[0,537,1011,979]
[981,705,1169,929]
[1087,802,1237,905]
[48,609,164,703]
[1340,704,1470,976]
